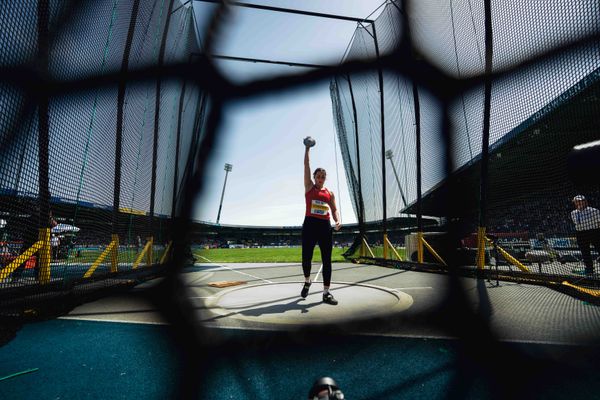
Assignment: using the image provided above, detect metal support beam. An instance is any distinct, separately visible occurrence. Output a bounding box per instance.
[114,0,141,234]
[477,0,494,269]
[372,23,387,237]
[346,75,365,233]
[193,0,374,23]
[206,54,333,69]
[150,0,175,236]
[37,0,50,232]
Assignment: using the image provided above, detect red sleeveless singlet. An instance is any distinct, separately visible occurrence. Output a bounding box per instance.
[305,186,331,220]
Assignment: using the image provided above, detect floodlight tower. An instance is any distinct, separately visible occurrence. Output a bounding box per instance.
[385,150,407,208]
[216,163,233,224]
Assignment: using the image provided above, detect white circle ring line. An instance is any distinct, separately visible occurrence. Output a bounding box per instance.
[203,281,414,325]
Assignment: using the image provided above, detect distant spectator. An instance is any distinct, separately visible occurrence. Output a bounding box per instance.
[51,234,60,259]
[570,195,600,275]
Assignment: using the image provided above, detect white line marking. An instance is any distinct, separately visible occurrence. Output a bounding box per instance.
[314,264,323,283]
[59,316,167,325]
[197,255,273,283]
[394,287,433,290]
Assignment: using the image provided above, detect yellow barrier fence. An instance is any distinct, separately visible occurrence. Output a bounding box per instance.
[84,238,119,278]
[484,236,530,273]
[160,241,172,264]
[360,236,375,258]
[417,232,424,263]
[383,234,403,261]
[421,236,447,266]
[561,281,600,298]
[477,226,486,269]
[133,237,153,270]
[0,228,52,284]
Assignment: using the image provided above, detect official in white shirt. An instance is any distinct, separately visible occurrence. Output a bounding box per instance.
[570,195,600,274]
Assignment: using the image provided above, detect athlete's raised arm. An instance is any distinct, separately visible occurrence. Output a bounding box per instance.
[304,140,314,192]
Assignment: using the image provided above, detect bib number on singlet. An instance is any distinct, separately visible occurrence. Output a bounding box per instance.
[311,199,329,216]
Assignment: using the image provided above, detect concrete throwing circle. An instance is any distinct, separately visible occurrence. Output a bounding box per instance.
[206,281,413,325]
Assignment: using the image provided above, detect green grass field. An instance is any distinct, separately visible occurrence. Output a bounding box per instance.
[194,247,347,263]
[52,245,406,264]
[194,246,406,263]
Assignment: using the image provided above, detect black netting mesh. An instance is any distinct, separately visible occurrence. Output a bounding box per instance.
[332,1,600,293]
[0,0,201,308]
[2,0,600,398]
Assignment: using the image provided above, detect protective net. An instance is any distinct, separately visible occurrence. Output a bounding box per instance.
[331,1,600,296]
[2,1,600,398]
[0,0,202,312]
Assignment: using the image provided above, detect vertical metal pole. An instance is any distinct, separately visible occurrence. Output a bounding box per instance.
[477,0,493,269]
[391,0,421,262]
[372,23,388,259]
[114,0,141,233]
[172,79,187,219]
[331,78,360,224]
[414,81,423,263]
[110,233,119,273]
[150,0,175,240]
[216,164,232,224]
[37,0,51,283]
[37,0,49,229]
[170,60,189,256]
[175,90,206,207]
[346,75,366,252]
[397,0,424,263]
[113,0,141,271]
[412,81,423,263]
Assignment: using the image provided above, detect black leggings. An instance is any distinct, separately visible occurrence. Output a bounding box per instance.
[302,216,333,286]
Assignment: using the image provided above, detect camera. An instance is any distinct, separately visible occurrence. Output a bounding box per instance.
[308,377,345,400]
